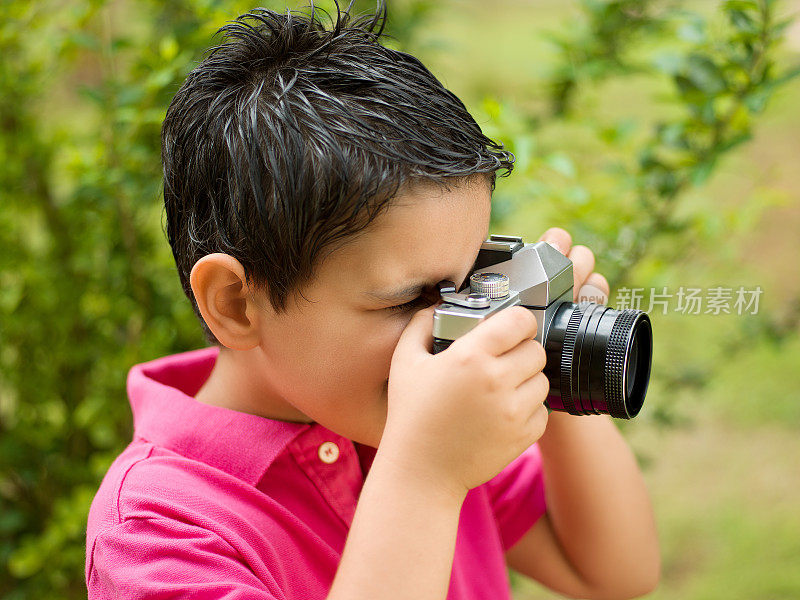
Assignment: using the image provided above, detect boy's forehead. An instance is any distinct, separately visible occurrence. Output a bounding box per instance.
[320,178,492,292]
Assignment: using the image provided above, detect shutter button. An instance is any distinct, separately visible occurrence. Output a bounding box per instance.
[318,441,340,464]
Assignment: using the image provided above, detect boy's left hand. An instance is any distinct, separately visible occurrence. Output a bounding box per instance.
[538,227,610,305]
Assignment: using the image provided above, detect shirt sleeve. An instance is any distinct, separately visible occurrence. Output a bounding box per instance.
[88,516,282,599]
[482,441,547,552]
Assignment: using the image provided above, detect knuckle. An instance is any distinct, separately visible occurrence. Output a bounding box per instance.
[482,361,505,393]
[452,345,480,369]
[454,348,495,381]
[531,340,547,370]
[529,406,549,439]
[528,311,539,335]
[501,399,522,425]
[535,372,550,398]
[511,306,537,336]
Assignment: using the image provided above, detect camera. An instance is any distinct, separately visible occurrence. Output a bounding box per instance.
[432,235,653,419]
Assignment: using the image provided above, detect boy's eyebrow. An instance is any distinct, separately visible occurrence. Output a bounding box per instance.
[366,276,469,302]
[365,282,430,302]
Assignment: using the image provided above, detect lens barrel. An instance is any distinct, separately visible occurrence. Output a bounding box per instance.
[543,302,652,419]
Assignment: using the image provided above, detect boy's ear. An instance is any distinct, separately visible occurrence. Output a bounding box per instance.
[189,253,267,351]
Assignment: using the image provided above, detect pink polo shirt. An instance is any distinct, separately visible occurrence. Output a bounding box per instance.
[85,346,547,599]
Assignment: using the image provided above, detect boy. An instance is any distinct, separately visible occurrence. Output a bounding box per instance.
[85,3,660,599]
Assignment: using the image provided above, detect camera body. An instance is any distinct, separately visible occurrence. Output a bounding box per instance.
[432,235,652,419]
[432,235,573,348]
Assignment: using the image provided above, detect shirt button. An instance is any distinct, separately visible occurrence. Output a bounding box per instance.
[318,441,340,464]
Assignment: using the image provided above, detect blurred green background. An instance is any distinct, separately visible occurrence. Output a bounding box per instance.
[1,0,799,598]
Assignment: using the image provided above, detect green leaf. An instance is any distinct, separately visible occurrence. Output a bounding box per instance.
[545,152,576,178]
[565,185,589,205]
[8,540,44,578]
[690,158,715,186]
[728,9,758,34]
[159,36,179,61]
[652,52,683,75]
[657,123,688,149]
[717,131,753,153]
[67,31,100,51]
[723,0,760,12]
[684,54,727,95]
[743,89,769,112]
[77,84,105,106]
[678,20,706,44]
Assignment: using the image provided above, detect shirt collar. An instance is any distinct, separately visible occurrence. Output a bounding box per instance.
[127,346,317,485]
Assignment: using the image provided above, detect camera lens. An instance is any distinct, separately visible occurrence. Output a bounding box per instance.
[543,302,652,419]
[626,336,639,398]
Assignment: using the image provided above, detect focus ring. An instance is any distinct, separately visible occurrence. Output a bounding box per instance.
[604,309,640,418]
[559,304,585,415]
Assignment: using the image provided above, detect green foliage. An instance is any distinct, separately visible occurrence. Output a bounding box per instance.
[0,2,211,596]
[483,0,799,289]
[0,0,796,597]
[545,0,672,117]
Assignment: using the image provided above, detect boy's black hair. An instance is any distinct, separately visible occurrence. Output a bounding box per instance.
[161,1,515,345]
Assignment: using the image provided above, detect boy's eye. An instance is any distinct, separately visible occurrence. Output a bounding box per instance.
[385,296,430,313]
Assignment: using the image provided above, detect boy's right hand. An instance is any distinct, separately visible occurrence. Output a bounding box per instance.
[380,303,550,499]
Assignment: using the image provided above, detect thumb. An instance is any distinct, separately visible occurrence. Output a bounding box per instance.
[393,303,440,361]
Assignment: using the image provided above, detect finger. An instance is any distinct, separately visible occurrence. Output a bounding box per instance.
[392,304,438,360]
[577,272,610,305]
[464,305,538,357]
[514,371,550,419]
[538,227,572,257]
[498,338,547,387]
[524,397,550,441]
[567,245,595,300]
